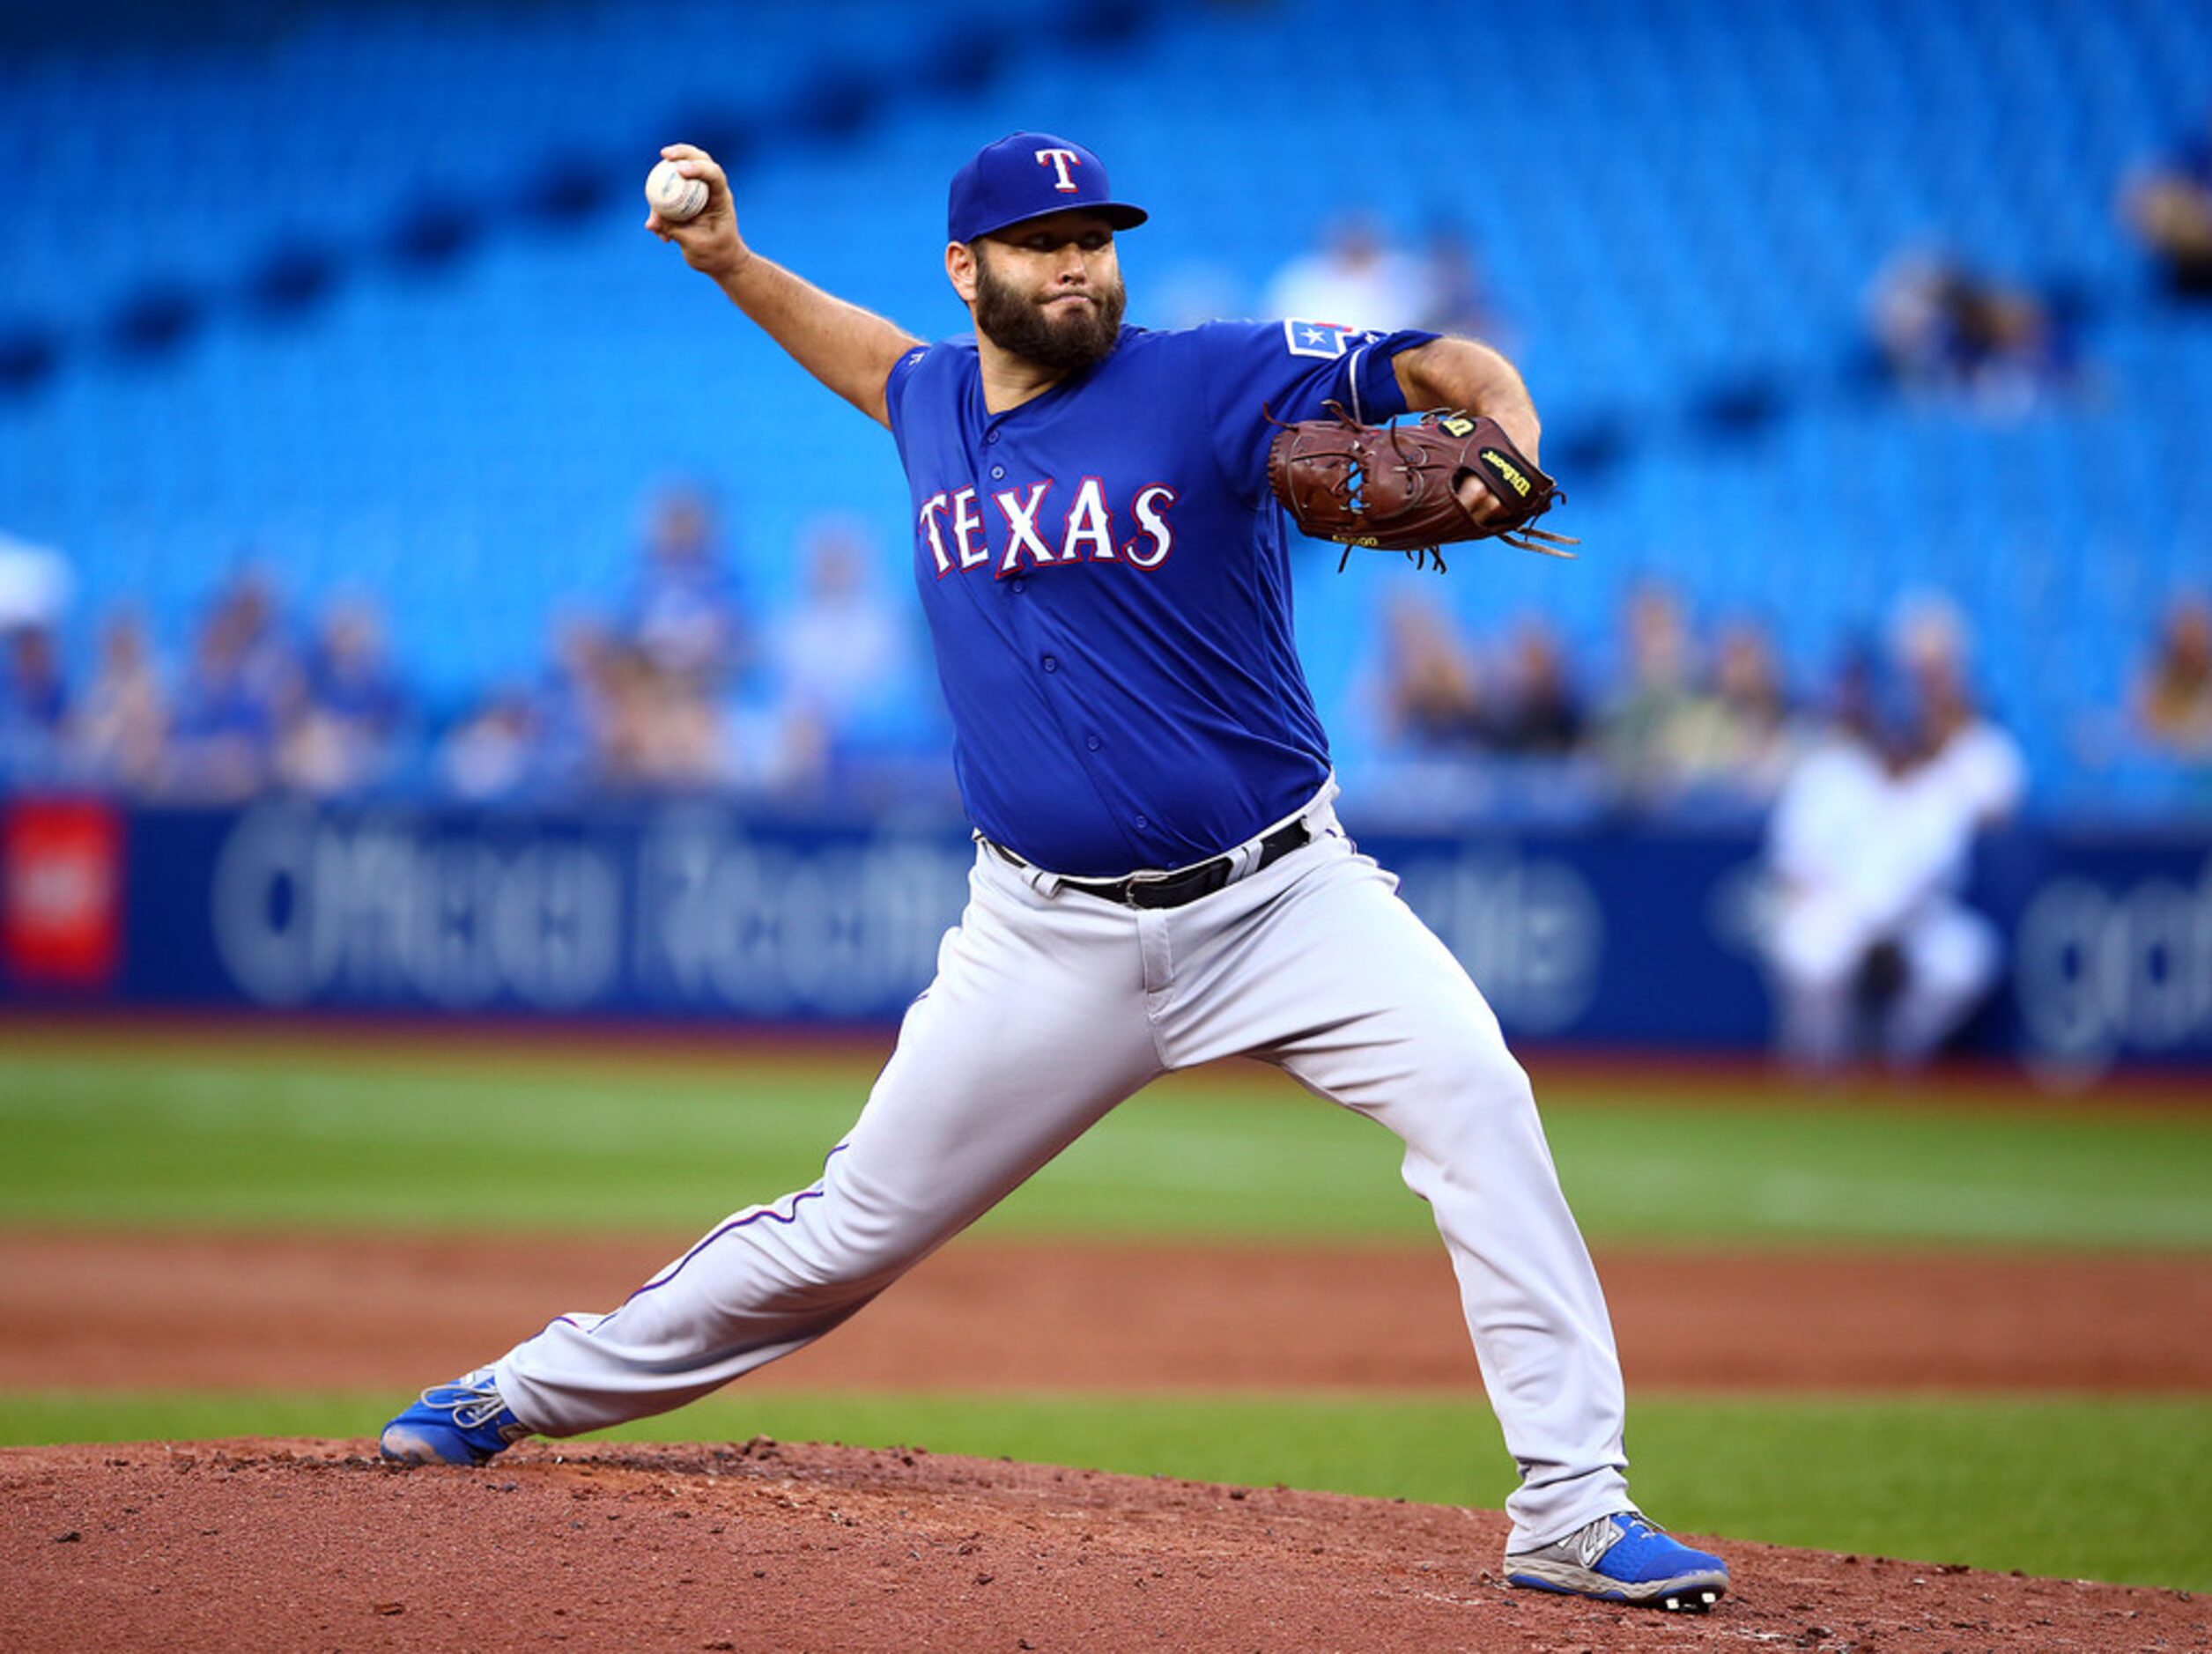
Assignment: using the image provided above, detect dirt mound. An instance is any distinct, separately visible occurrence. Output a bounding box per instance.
[3,1440,2201,1652]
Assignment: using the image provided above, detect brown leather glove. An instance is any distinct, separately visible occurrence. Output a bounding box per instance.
[1266,402,1578,571]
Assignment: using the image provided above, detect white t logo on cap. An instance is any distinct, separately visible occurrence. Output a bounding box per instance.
[1034,147,1083,192]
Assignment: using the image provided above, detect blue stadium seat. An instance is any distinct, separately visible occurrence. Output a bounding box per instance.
[3,0,2208,808]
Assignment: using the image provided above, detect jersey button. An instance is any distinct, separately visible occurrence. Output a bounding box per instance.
[1041,655,1058,673]
[984,429,1000,445]
[990,465,1006,480]
[1010,579,1026,594]
[1133,816,1149,830]
[1085,735,1101,750]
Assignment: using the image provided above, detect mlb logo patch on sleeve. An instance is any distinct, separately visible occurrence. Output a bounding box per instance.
[1283,319,1353,358]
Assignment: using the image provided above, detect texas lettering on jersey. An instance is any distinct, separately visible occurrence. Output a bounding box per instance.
[917,477,1178,580]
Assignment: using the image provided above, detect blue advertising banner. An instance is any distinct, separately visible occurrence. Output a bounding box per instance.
[121,802,975,1022]
[4,798,2208,1071]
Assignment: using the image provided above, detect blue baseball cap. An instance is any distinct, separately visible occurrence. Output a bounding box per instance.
[947,132,1148,243]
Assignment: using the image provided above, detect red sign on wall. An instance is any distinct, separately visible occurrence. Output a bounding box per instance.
[3,798,124,989]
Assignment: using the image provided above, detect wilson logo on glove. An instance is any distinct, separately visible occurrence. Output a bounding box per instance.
[1480,448,1534,498]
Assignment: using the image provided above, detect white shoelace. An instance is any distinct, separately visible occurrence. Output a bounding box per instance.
[420,1378,505,1430]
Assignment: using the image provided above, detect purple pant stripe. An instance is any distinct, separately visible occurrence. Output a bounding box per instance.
[598,1144,854,1318]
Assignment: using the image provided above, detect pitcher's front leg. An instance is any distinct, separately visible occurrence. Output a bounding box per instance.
[386,860,1164,1455]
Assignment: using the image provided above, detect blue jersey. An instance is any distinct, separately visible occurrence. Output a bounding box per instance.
[885,318,1438,877]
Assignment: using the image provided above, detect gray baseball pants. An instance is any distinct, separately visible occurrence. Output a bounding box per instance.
[494,790,1632,1550]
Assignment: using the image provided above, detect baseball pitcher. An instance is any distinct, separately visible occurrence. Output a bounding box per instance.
[380,131,1728,1613]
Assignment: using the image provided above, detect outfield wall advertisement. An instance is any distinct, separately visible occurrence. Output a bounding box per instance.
[4,796,2208,1069]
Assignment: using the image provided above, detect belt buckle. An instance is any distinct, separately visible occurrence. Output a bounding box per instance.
[1132,856,1234,909]
[1113,818,1315,910]
[1119,867,1181,908]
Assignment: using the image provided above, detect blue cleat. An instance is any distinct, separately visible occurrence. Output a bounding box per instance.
[379,1368,531,1466]
[1505,1511,1729,1611]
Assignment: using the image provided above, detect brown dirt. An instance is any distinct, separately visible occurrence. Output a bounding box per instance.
[6,1232,2208,1650]
[3,1231,2208,1395]
[4,1438,2204,1654]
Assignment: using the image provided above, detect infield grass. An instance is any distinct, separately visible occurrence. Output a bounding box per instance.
[1,1388,2203,1592]
[3,1042,2208,1249]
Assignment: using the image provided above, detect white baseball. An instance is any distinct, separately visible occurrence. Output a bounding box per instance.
[646,159,708,223]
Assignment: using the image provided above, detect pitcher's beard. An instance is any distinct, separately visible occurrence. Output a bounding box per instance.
[973,259,1127,373]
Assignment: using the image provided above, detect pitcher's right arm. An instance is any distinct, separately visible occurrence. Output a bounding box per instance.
[648,144,921,429]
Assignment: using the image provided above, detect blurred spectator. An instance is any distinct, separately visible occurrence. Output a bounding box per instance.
[277,596,410,797]
[1379,594,1492,752]
[0,533,74,784]
[591,638,721,793]
[1759,606,2024,1071]
[436,688,543,802]
[217,566,303,706]
[629,485,747,690]
[763,514,916,784]
[604,485,747,794]
[2120,108,2212,299]
[1666,618,1798,809]
[1763,657,1927,1068]
[72,610,168,794]
[1262,213,1434,331]
[1869,249,2077,413]
[1489,617,1584,756]
[2132,591,2212,757]
[536,612,616,790]
[590,640,658,786]
[0,623,69,781]
[1890,590,2027,829]
[1594,582,1705,806]
[163,581,295,801]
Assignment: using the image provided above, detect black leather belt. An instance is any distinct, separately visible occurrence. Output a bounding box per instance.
[988,819,1314,910]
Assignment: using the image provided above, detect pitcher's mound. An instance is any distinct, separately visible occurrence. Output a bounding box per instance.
[2,1439,2200,1651]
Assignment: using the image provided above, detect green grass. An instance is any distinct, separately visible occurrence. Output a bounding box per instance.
[4,1045,2208,1249]
[3,1387,2203,1591]
[4,1039,2206,1592]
